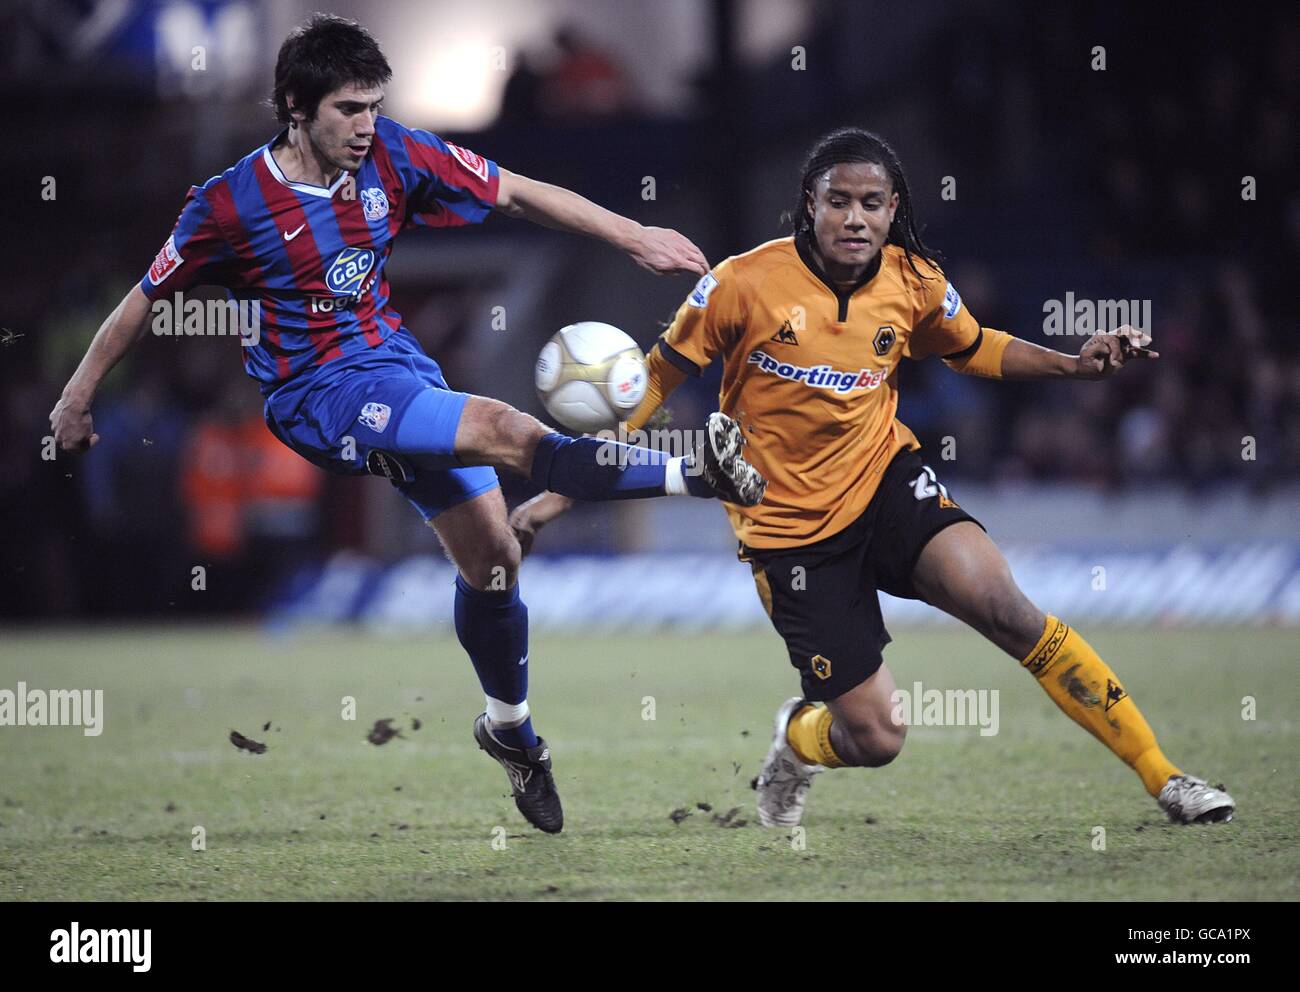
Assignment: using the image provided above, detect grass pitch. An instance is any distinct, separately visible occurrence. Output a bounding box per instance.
[0,625,1295,901]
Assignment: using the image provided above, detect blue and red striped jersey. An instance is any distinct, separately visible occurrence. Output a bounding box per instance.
[139,116,499,391]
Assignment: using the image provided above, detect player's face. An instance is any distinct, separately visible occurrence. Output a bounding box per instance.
[298,82,385,173]
[806,162,899,279]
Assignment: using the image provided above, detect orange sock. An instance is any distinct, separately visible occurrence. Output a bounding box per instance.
[1022,616,1180,796]
[786,704,845,768]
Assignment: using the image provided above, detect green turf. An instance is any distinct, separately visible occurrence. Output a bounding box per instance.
[0,625,1295,901]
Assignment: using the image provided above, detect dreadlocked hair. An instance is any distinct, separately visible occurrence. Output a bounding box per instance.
[787,126,940,282]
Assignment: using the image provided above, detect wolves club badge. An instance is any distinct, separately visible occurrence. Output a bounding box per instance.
[811,654,832,681]
[360,187,389,222]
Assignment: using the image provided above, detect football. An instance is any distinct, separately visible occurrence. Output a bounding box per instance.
[534,321,648,432]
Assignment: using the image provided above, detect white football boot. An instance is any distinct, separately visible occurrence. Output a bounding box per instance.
[755,697,824,828]
[686,412,767,507]
[1156,774,1236,824]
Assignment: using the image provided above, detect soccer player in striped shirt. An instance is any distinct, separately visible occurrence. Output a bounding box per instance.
[48,14,764,834]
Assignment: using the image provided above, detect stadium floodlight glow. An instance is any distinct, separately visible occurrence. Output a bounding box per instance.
[402,37,506,130]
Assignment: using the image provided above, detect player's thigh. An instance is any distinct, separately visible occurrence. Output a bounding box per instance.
[453,395,551,476]
[363,379,545,480]
[426,485,520,589]
[862,450,1043,658]
[744,532,886,703]
[912,521,1045,658]
[266,359,472,478]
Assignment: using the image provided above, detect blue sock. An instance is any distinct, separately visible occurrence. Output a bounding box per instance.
[530,433,669,500]
[453,574,537,750]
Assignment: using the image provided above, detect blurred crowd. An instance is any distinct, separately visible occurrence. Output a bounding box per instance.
[4,3,1296,618]
[884,7,1300,491]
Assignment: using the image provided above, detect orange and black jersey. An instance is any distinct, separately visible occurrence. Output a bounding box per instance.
[626,234,1011,549]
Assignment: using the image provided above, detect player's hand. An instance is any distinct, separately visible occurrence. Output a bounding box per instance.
[1075,326,1158,379]
[509,506,539,558]
[48,396,99,453]
[509,493,575,559]
[644,406,674,430]
[625,225,709,277]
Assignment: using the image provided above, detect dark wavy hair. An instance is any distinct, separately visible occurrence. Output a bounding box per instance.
[269,14,392,124]
[789,127,940,280]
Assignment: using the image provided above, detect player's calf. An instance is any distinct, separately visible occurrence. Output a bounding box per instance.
[825,685,907,767]
[912,522,1045,658]
[457,395,765,505]
[912,523,1236,819]
[431,486,523,590]
[826,714,906,768]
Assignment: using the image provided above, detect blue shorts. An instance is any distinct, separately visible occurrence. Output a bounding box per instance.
[263,328,500,521]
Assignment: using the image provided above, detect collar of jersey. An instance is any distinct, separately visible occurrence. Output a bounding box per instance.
[262,132,352,199]
[794,230,883,299]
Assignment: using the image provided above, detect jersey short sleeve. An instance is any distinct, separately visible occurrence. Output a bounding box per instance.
[139,185,234,301]
[905,271,981,360]
[378,117,500,229]
[660,258,748,373]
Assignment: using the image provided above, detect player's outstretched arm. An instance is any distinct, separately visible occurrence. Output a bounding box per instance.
[494,168,709,277]
[48,284,154,452]
[946,325,1157,381]
[1002,325,1157,380]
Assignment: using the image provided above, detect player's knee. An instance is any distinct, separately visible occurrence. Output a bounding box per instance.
[861,720,906,767]
[455,530,522,590]
[460,398,546,473]
[486,401,545,458]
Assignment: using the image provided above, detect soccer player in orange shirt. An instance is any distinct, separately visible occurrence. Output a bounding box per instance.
[512,127,1235,827]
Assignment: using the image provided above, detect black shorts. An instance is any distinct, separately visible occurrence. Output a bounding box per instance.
[740,447,981,702]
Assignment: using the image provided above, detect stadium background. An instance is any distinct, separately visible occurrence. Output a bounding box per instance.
[4,0,1298,627]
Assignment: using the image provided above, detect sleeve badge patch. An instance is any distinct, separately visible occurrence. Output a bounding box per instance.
[147,235,185,286]
[446,143,489,183]
[688,272,719,309]
[943,281,962,319]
